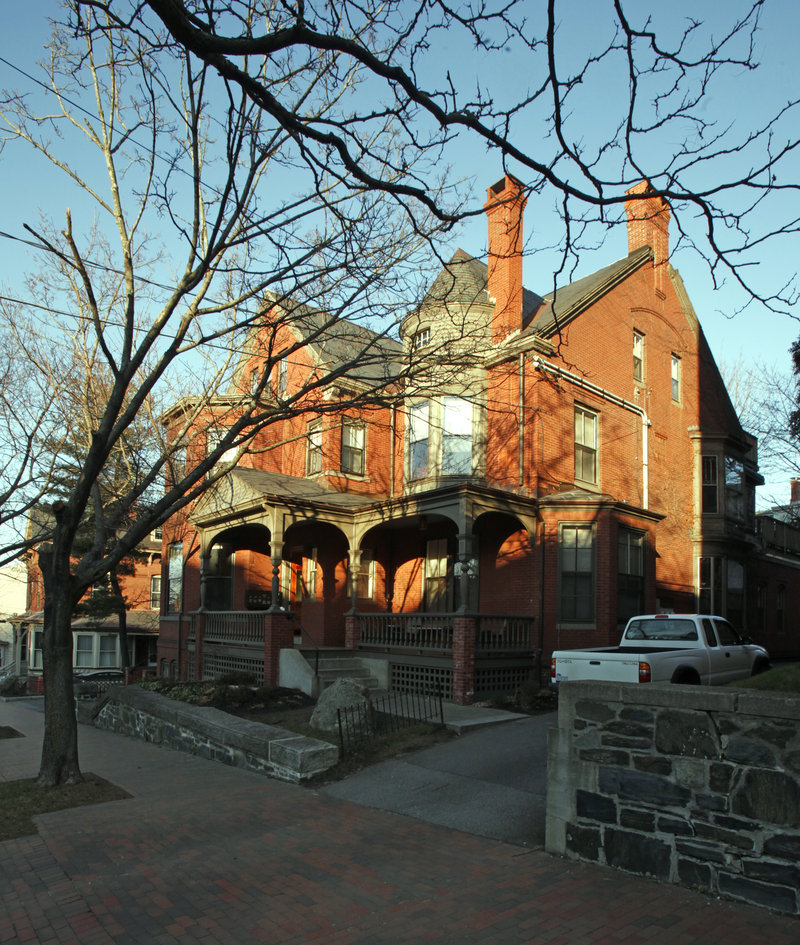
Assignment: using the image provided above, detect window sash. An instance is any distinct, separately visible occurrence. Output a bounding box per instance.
[307,424,322,474]
[701,456,718,513]
[633,332,643,381]
[574,407,597,484]
[98,634,117,668]
[341,422,365,475]
[409,402,429,480]
[75,634,93,668]
[150,575,162,611]
[442,397,472,475]
[167,543,182,614]
[560,525,595,622]
[671,356,680,401]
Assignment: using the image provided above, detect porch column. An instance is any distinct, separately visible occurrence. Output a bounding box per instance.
[455,533,478,614]
[452,614,477,705]
[347,547,362,616]
[345,614,361,649]
[268,539,284,614]
[199,551,210,611]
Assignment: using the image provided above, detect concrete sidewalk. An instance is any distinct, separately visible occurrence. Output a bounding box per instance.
[1,697,797,945]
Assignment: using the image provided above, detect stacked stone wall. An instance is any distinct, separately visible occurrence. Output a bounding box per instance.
[86,685,338,783]
[546,681,800,914]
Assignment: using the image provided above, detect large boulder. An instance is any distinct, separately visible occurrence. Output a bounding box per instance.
[310,678,371,732]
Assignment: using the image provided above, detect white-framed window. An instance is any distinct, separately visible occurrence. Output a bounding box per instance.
[341,420,365,475]
[442,397,473,475]
[574,406,598,485]
[633,331,644,382]
[277,357,287,395]
[167,542,183,614]
[559,524,595,623]
[250,367,259,396]
[99,634,117,668]
[409,401,429,480]
[75,634,93,668]
[32,630,43,669]
[307,422,322,475]
[702,456,718,513]
[206,425,236,466]
[151,526,163,541]
[671,354,681,402]
[412,327,431,350]
[150,575,161,611]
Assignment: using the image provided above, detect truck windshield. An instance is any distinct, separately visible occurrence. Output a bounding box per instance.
[624,619,698,642]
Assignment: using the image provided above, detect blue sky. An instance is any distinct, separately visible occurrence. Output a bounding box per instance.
[1,0,798,504]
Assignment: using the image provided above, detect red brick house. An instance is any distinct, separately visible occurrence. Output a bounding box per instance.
[156,175,777,704]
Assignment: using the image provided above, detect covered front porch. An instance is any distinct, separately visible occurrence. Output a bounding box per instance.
[160,469,541,704]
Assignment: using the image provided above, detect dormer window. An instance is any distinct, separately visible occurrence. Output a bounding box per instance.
[412,328,431,350]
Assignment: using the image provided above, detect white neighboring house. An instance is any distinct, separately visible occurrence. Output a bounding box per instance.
[0,558,28,674]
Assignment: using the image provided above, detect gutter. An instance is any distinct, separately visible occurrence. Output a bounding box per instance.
[531,356,651,509]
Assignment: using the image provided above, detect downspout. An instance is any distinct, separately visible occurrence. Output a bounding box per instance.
[531,356,650,509]
[390,404,396,497]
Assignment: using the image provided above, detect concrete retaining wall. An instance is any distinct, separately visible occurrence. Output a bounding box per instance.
[546,680,800,915]
[87,685,339,783]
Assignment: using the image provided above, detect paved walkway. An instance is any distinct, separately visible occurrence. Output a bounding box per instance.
[1,697,798,944]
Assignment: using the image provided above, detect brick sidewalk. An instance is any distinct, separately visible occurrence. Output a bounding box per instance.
[1,699,797,945]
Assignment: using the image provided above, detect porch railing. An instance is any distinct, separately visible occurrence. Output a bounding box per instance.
[204,611,265,646]
[476,615,535,653]
[359,613,455,650]
[358,613,535,653]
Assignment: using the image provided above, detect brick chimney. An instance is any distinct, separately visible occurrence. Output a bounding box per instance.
[484,175,526,344]
[791,479,800,505]
[625,180,670,295]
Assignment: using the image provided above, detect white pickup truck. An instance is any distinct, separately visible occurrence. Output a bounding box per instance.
[550,614,770,688]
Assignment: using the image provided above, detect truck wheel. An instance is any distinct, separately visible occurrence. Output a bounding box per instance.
[671,668,700,685]
[751,660,770,676]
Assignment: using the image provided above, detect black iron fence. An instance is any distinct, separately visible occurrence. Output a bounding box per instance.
[337,689,444,758]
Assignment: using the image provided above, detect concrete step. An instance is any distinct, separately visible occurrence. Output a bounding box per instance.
[300,650,381,690]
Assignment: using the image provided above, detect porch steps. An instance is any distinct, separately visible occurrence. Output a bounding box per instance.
[299,649,380,692]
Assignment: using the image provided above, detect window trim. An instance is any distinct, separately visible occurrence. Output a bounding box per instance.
[558,522,596,627]
[701,455,718,514]
[166,542,183,614]
[441,396,473,476]
[306,421,322,475]
[412,327,431,350]
[341,419,365,476]
[150,574,162,612]
[670,354,681,402]
[574,404,598,486]
[408,400,430,481]
[633,331,644,382]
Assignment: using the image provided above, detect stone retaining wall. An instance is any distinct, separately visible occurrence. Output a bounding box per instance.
[546,681,800,915]
[87,686,339,783]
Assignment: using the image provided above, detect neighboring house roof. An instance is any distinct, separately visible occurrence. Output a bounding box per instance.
[229,297,403,394]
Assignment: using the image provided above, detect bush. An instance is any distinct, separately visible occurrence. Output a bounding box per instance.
[0,676,26,697]
[217,671,257,686]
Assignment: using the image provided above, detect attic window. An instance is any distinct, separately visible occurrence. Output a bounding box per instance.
[412,328,431,350]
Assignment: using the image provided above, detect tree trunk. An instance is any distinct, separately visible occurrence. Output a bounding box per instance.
[37,543,82,787]
[109,568,130,669]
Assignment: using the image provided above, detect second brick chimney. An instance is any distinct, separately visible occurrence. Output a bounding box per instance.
[484,175,526,344]
[625,180,670,295]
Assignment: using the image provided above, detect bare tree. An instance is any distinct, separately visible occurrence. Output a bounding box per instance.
[2,0,799,787]
[0,3,464,785]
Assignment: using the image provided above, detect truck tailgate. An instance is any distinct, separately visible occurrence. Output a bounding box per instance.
[553,652,641,684]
